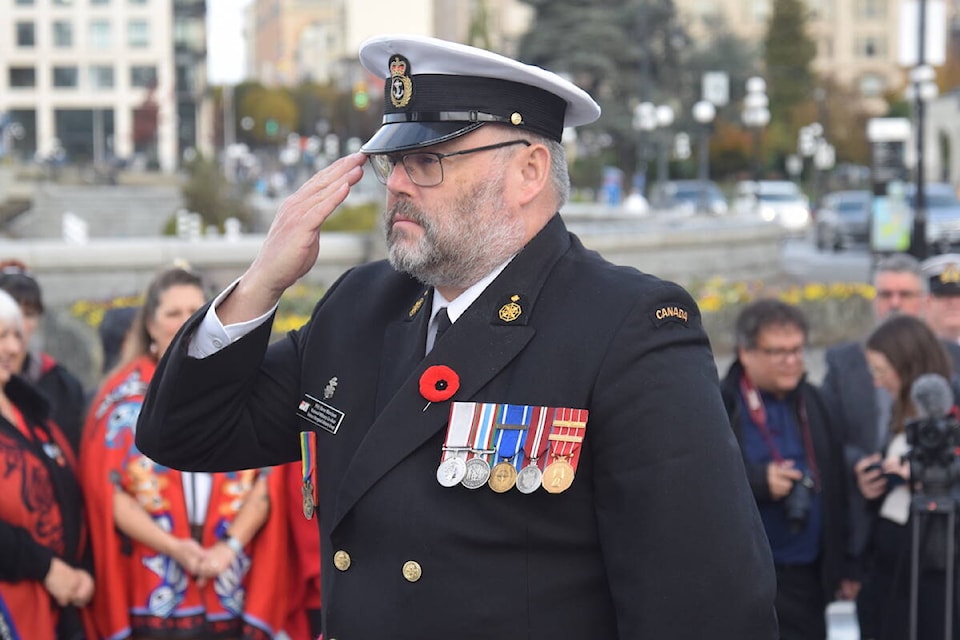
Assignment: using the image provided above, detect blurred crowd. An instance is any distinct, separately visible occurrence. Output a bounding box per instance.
[7,249,960,639]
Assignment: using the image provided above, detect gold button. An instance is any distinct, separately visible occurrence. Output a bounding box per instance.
[402,560,422,582]
[333,550,351,571]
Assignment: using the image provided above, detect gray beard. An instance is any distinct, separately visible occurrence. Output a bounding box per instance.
[382,179,524,289]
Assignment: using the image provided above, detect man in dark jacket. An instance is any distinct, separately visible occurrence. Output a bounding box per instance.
[135,34,778,639]
[721,299,849,640]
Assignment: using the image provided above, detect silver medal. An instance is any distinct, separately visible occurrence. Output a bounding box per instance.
[461,457,491,489]
[516,464,543,494]
[436,457,467,487]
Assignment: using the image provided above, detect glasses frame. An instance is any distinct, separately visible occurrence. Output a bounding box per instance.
[368,139,531,187]
[752,345,806,361]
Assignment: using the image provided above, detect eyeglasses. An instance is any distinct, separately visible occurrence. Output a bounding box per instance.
[876,289,921,300]
[367,139,531,187]
[753,346,805,361]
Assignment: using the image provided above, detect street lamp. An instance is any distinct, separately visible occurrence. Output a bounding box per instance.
[741,77,770,182]
[692,100,716,214]
[654,105,674,188]
[906,63,939,259]
[632,101,656,196]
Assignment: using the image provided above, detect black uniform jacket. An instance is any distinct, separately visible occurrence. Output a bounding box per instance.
[137,215,778,640]
[721,360,849,600]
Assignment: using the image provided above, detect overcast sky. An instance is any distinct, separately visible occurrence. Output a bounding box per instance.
[207,0,251,85]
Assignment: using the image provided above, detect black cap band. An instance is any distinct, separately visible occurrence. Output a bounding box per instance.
[380,74,567,142]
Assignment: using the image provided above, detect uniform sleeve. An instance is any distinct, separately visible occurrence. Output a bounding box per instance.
[588,281,778,638]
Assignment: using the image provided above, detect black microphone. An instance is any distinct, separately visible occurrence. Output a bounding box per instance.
[910,373,955,419]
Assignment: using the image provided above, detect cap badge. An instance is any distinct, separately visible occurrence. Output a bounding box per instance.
[510,112,523,126]
[941,264,960,284]
[389,54,413,108]
[499,295,522,322]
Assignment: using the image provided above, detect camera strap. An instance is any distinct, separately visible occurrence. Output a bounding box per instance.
[739,373,820,491]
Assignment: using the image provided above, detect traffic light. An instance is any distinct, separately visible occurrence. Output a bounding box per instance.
[265,118,279,137]
[353,81,369,111]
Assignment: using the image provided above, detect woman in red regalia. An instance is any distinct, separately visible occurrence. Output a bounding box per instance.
[0,288,94,640]
[80,266,290,640]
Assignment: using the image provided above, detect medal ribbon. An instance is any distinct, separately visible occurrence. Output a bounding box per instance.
[469,402,497,461]
[548,407,588,470]
[494,404,529,470]
[522,406,552,470]
[443,402,477,462]
[299,430,317,504]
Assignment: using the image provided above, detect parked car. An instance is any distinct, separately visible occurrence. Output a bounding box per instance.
[814,190,871,251]
[648,179,727,216]
[906,183,960,252]
[733,180,811,233]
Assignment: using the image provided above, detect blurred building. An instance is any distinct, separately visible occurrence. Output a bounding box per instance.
[676,0,956,114]
[0,0,207,173]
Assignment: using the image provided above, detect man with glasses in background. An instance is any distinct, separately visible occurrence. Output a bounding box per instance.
[721,299,849,640]
[820,252,960,616]
[134,34,777,639]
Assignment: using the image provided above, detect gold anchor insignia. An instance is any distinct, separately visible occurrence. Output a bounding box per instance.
[409,297,425,317]
[389,55,413,108]
[941,264,960,284]
[499,295,522,322]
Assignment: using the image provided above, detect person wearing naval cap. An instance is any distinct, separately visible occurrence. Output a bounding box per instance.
[135,34,777,639]
[923,253,960,343]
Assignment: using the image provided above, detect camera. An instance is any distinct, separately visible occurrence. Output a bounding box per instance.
[905,415,960,497]
[784,474,815,533]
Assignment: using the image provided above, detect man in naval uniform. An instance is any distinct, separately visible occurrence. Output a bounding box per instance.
[136,34,777,639]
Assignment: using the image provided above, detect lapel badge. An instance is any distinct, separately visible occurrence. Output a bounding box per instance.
[389,54,413,108]
[324,377,338,399]
[409,295,425,318]
[499,295,522,322]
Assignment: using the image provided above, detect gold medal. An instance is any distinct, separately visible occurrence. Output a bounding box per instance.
[488,461,518,493]
[542,457,575,494]
[302,481,315,519]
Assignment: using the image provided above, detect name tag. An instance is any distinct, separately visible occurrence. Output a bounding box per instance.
[297,394,345,435]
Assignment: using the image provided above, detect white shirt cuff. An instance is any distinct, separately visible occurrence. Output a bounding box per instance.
[187,278,278,358]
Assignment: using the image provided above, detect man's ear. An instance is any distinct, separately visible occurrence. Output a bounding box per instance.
[514,143,551,207]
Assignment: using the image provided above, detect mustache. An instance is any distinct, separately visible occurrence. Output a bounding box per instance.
[388,200,428,228]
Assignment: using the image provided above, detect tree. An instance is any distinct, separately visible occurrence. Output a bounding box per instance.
[238,86,299,145]
[179,154,256,232]
[517,0,687,182]
[763,0,817,123]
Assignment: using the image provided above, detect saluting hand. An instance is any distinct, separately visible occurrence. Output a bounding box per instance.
[224,153,367,324]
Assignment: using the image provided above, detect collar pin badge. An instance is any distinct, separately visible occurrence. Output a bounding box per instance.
[324,377,338,400]
[499,295,522,322]
[389,54,413,108]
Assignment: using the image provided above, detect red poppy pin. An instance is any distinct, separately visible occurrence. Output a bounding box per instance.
[419,365,460,411]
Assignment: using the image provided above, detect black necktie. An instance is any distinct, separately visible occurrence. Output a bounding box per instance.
[435,307,452,341]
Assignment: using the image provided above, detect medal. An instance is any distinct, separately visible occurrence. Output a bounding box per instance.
[489,461,517,492]
[438,403,476,488]
[487,404,529,492]
[302,480,316,519]
[516,464,543,494]
[436,456,467,487]
[462,457,491,489]
[543,457,575,494]
[542,408,588,495]
[299,431,318,519]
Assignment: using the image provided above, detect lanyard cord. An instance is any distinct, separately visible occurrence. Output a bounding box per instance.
[739,372,820,491]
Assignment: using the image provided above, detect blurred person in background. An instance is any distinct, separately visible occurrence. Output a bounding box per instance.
[97,305,138,375]
[921,254,960,344]
[0,259,87,455]
[0,288,94,640]
[857,314,959,640]
[80,266,291,640]
[720,299,849,640]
